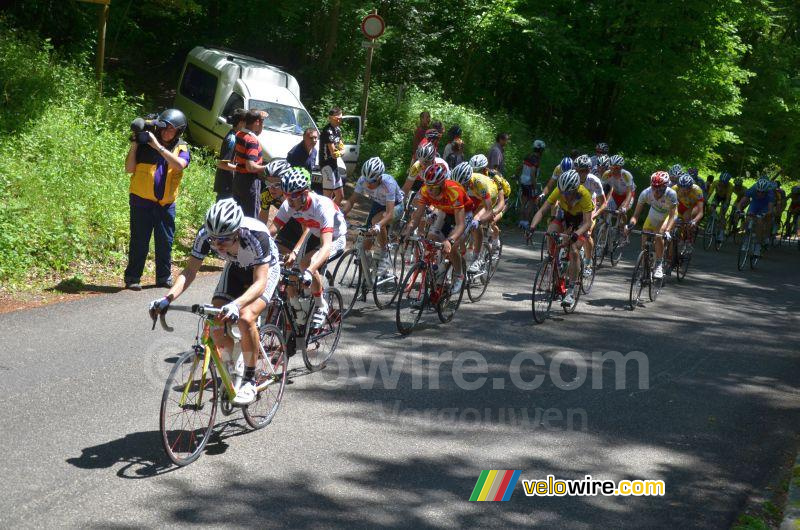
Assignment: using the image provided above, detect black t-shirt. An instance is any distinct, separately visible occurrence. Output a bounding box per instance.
[214,129,237,193]
[318,123,342,169]
[287,141,317,173]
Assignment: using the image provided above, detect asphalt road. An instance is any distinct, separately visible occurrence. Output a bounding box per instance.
[0,232,798,528]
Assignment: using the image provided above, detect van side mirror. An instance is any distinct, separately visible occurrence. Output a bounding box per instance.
[217,116,229,126]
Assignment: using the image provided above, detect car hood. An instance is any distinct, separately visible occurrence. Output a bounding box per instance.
[256,129,304,161]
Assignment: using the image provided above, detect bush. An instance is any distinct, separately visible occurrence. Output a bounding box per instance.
[0,26,215,285]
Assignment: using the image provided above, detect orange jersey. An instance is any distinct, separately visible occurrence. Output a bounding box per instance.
[420,180,468,215]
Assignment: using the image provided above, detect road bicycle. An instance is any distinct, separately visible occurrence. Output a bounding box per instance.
[593,209,628,267]
[665,219,695,281]
[737,213,764,271]
[395,236,465,335]
[329,227,401,316]
[702,201,728,251]
[152,304,287,466]
[464,223,502,303]
[629,230,665,310]
[264,266,343,371]
[531,232,585,323]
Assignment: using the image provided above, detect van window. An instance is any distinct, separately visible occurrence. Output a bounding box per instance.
[221,93,244,121]
[179,63,217,110]
[249,100,315,136]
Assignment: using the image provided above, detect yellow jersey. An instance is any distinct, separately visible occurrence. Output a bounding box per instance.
[467,173,499,207]
[547,185,593,216]
[489,172,511,197]
[671,184,705,208]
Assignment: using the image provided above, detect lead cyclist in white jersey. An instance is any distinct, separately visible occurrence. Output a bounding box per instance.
[270,168,348,327]
[148,199,280,406]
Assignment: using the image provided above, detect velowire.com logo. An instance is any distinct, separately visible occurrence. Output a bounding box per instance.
[469,470,522,502]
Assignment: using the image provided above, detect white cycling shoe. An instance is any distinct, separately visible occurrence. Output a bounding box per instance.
[232,380,256,406]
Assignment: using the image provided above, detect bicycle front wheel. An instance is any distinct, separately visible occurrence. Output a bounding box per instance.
[676,247,691,281]
[594,223,608,267]
[159,349,218,466]
[243,324,287,429]
[702,216,715,251]
[737,232,751,270]
[437,259,465,323]
[330,249,362,318]
[581,254,596,295]
[531,259,554,323]
[629,252,646,310]
[610,230,625,266]
[373,243,401,310]
[466,251,490,303]
[303,288,343,371]
[396,263,427,335]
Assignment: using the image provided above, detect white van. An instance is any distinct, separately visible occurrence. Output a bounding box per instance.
[174,46,362,177]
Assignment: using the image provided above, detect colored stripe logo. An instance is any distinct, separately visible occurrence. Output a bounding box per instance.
[469,470,521,501]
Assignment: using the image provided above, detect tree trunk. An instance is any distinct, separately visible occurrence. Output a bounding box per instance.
[320,0,341,74]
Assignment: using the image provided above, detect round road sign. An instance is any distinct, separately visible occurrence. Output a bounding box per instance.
[361,13,385,40]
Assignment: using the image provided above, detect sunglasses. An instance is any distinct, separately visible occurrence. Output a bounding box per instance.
[210,234,237,244]
[287,191,307,200]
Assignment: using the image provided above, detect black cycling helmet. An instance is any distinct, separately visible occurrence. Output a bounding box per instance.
[158,109,188,135]
[448,125,462,139]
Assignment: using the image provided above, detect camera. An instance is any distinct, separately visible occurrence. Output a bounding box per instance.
[130,114,163,144]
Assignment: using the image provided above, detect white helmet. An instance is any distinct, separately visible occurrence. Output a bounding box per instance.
[557,169,581,192]
[451,161,474,187]
[361,157,385,183]
[416,142,436,163]
[469,154,489,171]
[532,139,546,150]
[205,198,243,237]
[669,164,683,177]
[265,158,291,178]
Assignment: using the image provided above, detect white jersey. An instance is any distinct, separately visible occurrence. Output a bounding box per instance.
[639,187,678,221]
[191,217,278,269]
[602,169,636,195]
[354,173,404,207]
[275,192,347,239]
[582,174,605,204]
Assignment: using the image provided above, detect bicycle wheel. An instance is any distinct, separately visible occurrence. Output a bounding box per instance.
[396,263,428,335]
[466,250,490,303]
[737,231,751,271]
[330,249,362,318]
[581,253,596,295]
[302,288,343,371]
[488,238,502,280]
[610,229,625,266]
[629,252,646,310]
[702,215,715,250]
[649,260,663,302]
[373,243,401,309]
[531,259,554,323]
[594,223,608,267]
[437,259,466,322]
[243,324,287,429]
[564,260,583,314]
[676,247,691,281]
[539,230,548,261]
[159,348,218,466]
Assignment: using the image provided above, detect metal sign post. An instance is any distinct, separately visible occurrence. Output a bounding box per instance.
[359,10,385,131]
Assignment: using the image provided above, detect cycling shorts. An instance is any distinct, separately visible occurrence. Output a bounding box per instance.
[213,261,280,304]
[321,165,344,191]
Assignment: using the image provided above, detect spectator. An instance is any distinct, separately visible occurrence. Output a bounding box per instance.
[287,127,320,192]
[124,109,191,290]
[232,110,268,218]
[411,110,431,161]
[488,132,510,175]
[214,108,246,201]
[517,139,546,229]
[319,107,345,204]
[442,125,463,162]
[446,137,465,168]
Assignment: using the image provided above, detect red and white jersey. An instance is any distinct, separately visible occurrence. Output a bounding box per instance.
[275,192,347,239]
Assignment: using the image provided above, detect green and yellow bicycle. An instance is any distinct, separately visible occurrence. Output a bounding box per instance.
[152,304,288,466]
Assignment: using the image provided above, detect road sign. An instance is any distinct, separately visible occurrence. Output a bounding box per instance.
[361,13,385,40]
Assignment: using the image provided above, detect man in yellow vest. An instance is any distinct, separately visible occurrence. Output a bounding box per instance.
[124,109,191,290]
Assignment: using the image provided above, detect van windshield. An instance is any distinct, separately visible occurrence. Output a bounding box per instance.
[249,100,315,136]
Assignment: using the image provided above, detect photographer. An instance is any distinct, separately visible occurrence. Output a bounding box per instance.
[124,109,191,290]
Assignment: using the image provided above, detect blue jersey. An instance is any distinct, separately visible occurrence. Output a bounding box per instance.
[745,186,775,215]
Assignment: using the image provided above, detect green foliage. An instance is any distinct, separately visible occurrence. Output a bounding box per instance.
[0,26,215,285]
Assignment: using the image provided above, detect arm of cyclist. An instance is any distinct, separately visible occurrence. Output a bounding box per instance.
[626,201,647,232]
[285,227,310,267]
[574,211,593,240]
[663,205,678,235]
[340,190,362,217]
[148,256,203,316]
[529,200,553,230]
[402,198,427,236]
[493,192,506,217]
[375,200,396,232]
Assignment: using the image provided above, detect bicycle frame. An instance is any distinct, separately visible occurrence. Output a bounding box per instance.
[404,237,448,306]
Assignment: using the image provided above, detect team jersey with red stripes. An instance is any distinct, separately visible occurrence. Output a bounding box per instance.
[419,180,468,215]
[274,192,347,238]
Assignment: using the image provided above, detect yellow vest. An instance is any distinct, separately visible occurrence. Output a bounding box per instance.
[129,141,189,206]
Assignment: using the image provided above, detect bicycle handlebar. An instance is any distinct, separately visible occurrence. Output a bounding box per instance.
[407,235,444,249]
[150,303,224,332]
